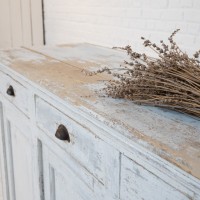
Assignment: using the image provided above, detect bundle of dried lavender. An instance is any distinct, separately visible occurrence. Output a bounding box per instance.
[90,29,200,118]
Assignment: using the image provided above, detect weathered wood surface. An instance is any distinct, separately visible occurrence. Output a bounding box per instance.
[0,44,199,180]
[0,44,199,200]
[120,155,193,200]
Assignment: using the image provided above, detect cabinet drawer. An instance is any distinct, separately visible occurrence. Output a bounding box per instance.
[35,96,119,197]
[0,71,29,116]
[120,155,194,200]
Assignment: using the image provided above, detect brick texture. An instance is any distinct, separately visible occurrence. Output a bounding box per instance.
[44,0,200,56]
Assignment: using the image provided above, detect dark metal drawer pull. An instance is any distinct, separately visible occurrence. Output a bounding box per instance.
[7,85,15,96]
[55,124,70,142]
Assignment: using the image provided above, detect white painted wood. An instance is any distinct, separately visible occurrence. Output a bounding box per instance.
[0,99,9,200]
[35,96,120,199]
[120,155,194,200]
[20,0,32,46]
[0,164,3,200]
[0,45,199,200]
[42,145,96,200]
[43,0,200,55]
[9,0,23,47]
[37,127,104,196]
[0,71,30,116]
[30,0,44,45]
[0,0,12,48]
[0,0,43,48]
[30,44,200,181]
[2,100,34,200]
[29,92,46,200]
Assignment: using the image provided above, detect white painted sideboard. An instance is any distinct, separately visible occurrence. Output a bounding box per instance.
[0,44,199,200]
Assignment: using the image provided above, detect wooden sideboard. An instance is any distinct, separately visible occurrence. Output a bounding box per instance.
[0,43,199,200]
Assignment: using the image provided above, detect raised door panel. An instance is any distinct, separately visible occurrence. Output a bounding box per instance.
[120,155,194,200]
[8,123,33,200]
[42,145,95,200]
[3,102,34,200]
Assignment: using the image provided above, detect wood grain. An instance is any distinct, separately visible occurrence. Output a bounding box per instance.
[0,45,199,200]
[0,0,12,48]
[0,0,43,48]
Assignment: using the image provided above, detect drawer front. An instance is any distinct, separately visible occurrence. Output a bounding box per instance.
[120,155,194,200]
[35,97,120,199]
[0,71,29,116]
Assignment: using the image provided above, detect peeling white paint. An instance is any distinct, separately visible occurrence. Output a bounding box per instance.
[0,44,199,200]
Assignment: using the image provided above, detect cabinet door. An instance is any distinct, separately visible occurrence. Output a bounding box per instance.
[42,144,96,200]
[1,101,34,200]
[120,155,194,200]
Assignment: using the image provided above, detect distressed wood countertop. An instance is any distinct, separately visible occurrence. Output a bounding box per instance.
[0,43,199,180]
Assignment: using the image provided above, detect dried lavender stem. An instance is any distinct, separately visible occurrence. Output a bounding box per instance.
[92,29,200,118]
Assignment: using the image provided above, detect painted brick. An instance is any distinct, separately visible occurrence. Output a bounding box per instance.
[168,0,181,8]
[128,19,146,29]
[169,0,193,8]
[184,10,200,22]
[146,20,156,30]
[194,35,200,45]
[125,8,142,18]
[175,34,195,45]
[44,0,200,55]
[149,0,169,8]
[187,23,200,34]
[142,9,162,19]
[162,10,183,21]
[181,0,193,8]
[193,0,200,8]
[155,21,177,32]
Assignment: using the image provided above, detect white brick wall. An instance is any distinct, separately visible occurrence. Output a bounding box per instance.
[44,0,200,55]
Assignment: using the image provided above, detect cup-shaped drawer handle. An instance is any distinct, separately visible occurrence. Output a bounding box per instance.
[55,124,70,142]
[7,85,15,96]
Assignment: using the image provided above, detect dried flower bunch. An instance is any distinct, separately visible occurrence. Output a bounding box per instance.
[90,29,200,118]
